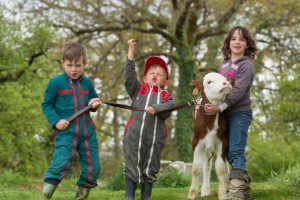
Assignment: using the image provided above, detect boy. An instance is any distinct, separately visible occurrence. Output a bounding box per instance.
[123,39,174,200]
[41,42,102,200]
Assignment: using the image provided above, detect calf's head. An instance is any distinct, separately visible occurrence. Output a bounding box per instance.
[190,72,233,105]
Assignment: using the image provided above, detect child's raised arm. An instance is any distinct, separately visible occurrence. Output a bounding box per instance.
[127,39,136,60]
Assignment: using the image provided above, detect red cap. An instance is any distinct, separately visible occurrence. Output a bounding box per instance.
[144,56,169,79]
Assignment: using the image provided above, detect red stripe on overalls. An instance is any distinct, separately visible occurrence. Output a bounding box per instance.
[58,89,72,94]
[59,79,79,180]
[78,80,93,187]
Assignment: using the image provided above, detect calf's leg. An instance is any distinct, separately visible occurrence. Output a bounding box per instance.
[201,153,212,197]
[215,156,229,199]
[188,143,202,200]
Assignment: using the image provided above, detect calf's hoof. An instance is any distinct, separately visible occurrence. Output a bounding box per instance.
[201,186,211,197]
[188,188,198,200]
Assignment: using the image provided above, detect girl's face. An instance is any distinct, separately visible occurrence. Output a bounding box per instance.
[230,29,248,58]
[143,65,168,87]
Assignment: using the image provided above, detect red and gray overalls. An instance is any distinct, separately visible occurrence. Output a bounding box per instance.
[42,72,100,188]
[124,59,174,183]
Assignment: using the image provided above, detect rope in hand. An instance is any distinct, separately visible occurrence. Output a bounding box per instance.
[50,99,200,140]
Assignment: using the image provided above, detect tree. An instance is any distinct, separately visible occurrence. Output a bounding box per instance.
[2,0,300,172]
[19,0,247,161]
[0,11,57,174]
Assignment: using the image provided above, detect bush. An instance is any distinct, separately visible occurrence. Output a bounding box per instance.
[104,166,191,191]
[154,168,190,188]
[247,131,300,181]
[0,170,41,190]
[271,164,300,187]
[104,166,125,191]
[0,170,26,187]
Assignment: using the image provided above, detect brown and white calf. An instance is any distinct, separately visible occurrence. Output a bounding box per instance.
[188,72,233,200]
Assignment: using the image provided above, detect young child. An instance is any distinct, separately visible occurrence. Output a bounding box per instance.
[204,26,257,200]
[41,42,102,200]
[123,39,174,200]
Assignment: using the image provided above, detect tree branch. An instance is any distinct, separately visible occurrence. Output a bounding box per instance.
[194,0,246,43]
[175,0,193,39]
[0,50,45,83]
[28,51,45,66]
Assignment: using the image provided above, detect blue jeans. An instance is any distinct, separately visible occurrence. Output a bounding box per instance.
[226,111,252,170]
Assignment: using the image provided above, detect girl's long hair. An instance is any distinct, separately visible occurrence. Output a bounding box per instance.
[222,26,257,60]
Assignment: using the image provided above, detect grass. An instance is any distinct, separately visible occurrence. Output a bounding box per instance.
[1,178,300,200]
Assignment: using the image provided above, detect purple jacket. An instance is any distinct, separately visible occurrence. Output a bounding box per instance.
[220,56,255,114]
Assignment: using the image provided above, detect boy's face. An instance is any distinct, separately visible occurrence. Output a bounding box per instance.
[62,56,85,80]
[143,65,168,88]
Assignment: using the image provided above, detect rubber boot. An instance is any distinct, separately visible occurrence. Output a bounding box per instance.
[41,182,57,199]
[141,181,153,200]
[221,168,252,200]
[75,186,90,200]
[125,176,137,200]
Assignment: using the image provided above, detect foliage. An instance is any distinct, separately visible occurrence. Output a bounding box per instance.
[0,170,27,188]
[0,13,58,175]
[247,130,300,181]
[277,68,300,133]
[271,164,300,187]
[13,0,250,161]
[247,61,300,181]
[104,166,125,191]
[21,0,299,164]
[0,170,41,190]
[154,168,190,188]
[0,0,300,181]
[104,166,190,191]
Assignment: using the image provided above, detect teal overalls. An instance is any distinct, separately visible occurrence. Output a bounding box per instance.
[42,72,100,188]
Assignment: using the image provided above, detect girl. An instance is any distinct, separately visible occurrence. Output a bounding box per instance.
[204,26,257,200]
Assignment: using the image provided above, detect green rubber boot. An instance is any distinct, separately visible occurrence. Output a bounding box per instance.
[41,182,57,199]
[75,186,91,200]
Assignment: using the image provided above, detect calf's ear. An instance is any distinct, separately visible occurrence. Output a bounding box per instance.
[189,80,203,96]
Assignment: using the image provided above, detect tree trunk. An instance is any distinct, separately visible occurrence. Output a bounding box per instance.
[113,108,121,162]
[174,43,195,161]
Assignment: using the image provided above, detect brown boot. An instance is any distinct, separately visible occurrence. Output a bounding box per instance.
[75,186,90,200]
[244,181,252,200]
[221,169,252,200]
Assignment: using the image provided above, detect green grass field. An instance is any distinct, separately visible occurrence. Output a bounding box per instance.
[0,178,299,200]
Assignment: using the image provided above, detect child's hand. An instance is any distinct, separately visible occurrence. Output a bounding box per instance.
[127,39,136,60]
[55,119,69,130]
[89,98,102,110]
[146,106,155,115]
[204,103,220,115]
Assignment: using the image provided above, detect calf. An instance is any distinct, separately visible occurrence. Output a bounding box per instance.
[188,72,233,200]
